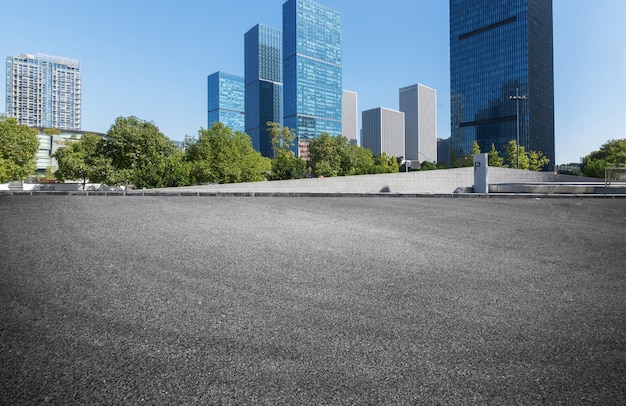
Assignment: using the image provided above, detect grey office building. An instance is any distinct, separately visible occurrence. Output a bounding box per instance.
[399,83,437,163]
[342,90,358,145]
[361,107,405,158]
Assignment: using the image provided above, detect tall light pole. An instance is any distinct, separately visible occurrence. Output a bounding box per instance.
[509,88,528,169]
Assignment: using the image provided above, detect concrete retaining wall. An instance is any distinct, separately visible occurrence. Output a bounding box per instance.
[158,168,601,195]
[2,168,608,196]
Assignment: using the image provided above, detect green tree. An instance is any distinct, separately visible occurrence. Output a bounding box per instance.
[418,161,438,171]
[581,158,608,178]
[585,139,626,163]
[347,144,375,175]
[43,128,61,135]
[309,133,343,177]
[162,152,192,187]
[450,150,473,168]
[487,143,504,167]
[0,115,39,183]
[102,116,184,188]
[527,149,550,171]
[185,123,270,184]
[267,122,297,156]
[53,133,114,189]
[266,122,306,180]
[371,152,400,173]
[506,140,529,170]
[270,151,307,180]
[582,139,626,177]
[471,140,481,155]
[309,133,379,177]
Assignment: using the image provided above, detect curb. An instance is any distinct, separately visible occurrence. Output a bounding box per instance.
[1,190,626,198]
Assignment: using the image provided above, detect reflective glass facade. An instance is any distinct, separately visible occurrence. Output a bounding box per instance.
[283,0,342,147]
[207,71,245,132]
[6,54,81,130]
[450,0,554,166]
[245,24,283,157]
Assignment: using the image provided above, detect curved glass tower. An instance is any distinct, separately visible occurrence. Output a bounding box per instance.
[450,0,554,168]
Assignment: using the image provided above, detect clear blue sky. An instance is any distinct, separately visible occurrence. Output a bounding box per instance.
[1,0,624,164]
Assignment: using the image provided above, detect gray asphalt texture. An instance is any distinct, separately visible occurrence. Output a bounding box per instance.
[1,195,625,405]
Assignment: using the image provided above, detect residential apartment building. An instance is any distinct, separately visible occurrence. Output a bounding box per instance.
[399,83,437,163]
[283,0,343,151]
[450,0,554,167]
[361,107,405,159]
[6,53,81,130]
[245,24,283,157]
[207,71,245,132]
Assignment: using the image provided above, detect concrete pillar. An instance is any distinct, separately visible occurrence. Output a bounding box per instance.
[473,153,488,193]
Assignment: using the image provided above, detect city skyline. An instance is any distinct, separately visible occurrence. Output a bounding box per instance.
[1,0,624,164]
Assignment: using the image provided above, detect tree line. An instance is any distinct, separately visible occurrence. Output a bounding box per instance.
[49,117,398,188]
[441,140,550,171]
[3,114,624,185]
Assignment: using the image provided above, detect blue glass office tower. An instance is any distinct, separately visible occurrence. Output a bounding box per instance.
[450,0,554,167]
[283,0,342,149]
[245,24,283,158]
[207,71,245,132]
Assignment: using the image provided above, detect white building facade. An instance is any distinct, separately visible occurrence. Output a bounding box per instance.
[399,83,437,163]
[34,129,104,174]
[342,90,358,145]
[361,107,405,158]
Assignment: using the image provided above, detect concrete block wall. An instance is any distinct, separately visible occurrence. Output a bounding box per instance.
[166,167,600,195]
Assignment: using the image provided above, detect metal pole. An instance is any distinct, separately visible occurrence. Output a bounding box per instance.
[516,87,520,169]
[509,88,527,170]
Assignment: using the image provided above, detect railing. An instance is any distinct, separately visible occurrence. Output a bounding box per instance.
[605,167,626,187]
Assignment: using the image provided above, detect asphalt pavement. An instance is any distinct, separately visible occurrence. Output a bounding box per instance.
[1,195,625,404]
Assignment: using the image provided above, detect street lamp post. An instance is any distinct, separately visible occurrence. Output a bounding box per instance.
[509,88,528,169]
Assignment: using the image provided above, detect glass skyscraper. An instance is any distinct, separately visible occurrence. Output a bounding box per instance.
[6,53,81,130]
[450,0,554,167]
[245,24,283,158]
[207,71,245,132]
[283,0,342,148]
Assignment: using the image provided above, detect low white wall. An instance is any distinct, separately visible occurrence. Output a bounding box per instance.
[9,183,124,192]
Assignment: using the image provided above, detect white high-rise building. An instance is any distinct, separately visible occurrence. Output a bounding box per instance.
[342,90,358,145]
[6,53,82,130]
[399,83,437,163]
